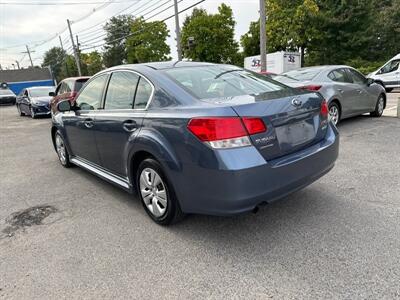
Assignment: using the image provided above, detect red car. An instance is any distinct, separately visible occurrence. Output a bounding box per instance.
[50,77,90,114]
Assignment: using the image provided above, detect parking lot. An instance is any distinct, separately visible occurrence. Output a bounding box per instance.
[0,92,399,299]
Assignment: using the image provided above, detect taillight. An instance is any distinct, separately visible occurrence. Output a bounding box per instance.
[320,99,329,117]
[299,85,322,91]
[187,117,266,149]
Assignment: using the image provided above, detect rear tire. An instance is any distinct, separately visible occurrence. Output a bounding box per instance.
[55,132,71,168]
[370,94,385,117]
[328,102,340,126]
[136,158,184,225]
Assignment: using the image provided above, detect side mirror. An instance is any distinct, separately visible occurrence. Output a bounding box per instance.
[49,92,56,97]
[57,100,71,112]
[366,78,374,86]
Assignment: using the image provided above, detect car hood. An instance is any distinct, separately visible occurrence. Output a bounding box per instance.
[31,96,52,104]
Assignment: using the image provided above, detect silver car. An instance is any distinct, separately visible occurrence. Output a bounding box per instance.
[276,66,386,125]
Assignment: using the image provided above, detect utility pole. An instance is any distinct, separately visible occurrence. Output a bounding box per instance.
[59,36,70,76]
[15,61,20,69]
[23,45,34,68]
[259,0,267,72]
[76,35,82,70]
[67,19,82,76]
[173,0,182,61]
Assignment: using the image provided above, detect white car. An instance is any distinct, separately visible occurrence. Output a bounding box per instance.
[368,53,400,92]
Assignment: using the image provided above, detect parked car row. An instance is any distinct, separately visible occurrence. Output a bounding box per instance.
[0,83,16,105]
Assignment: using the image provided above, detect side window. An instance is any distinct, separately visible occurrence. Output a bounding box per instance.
[24,90,28,97]
[75,74,108,110]
[65,81,73,93]
[347,69,367,85]
[328,69,349,83]
[104,72,139,110]
[379,59,400,74]
[134,77,153,109]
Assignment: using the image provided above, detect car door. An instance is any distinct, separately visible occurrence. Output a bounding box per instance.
[376,59,400,87]
[327,68,360,118]
[345,68,375,113]
[94,71,152,177]
[62,74,108,165]
[20,89,31,114]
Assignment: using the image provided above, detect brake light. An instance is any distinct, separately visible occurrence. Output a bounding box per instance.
[187,117,266,149]
[299,85,322,91]
[320,99,329,117]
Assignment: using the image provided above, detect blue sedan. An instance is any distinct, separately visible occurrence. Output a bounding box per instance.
[51,62,339,225]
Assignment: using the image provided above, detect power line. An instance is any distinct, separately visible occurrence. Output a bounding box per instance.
[80,0,206,51]
[0,1,135,5]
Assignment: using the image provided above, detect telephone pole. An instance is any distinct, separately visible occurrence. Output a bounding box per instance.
[259,0,267,72]
[67,19,82,76]
[59,36,70,76]
[15,61,20,69]
[173,0,182,61]
[23,45,34,68]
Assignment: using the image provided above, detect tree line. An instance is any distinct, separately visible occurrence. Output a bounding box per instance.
[43,0,400,82]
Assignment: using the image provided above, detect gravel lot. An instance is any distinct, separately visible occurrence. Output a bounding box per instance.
[0,93,399,299]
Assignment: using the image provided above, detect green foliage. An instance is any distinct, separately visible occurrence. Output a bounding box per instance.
[180,4,240,64]
[81,51,103,75]
[240,21,260,57]
[126,18,171,63]
[42,47,67,82]
[59,55,78,79]
[102,15,134,67]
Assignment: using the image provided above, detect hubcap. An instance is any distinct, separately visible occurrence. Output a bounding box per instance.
[378,97,384,115]
[139,168,168,218]
[55,135,67,164]
[329,105,339,125]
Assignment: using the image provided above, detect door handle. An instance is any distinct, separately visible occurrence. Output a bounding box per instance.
[84,118,94,128]
[122,120,137,132]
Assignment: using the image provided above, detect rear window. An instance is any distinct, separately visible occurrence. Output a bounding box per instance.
[74,79,89,92]
[29,87,55,97]
[0,89,15,96]
[283,67,324,81]
[163,66,287,99]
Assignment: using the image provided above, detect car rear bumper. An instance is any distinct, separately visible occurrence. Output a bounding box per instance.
[173,123,339,216]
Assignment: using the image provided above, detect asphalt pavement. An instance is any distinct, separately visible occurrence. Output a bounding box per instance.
[0,94,399,299]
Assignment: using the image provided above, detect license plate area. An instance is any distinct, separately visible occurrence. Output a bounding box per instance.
[275,120,316,149]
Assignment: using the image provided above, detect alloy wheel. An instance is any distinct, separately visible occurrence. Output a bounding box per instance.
[55,135,67,165]
[139,168,168,218]
[329,105,339,125]
[377,97,384,115]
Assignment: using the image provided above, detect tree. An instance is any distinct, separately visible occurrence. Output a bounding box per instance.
[102,15,134,67]
[126,18,171,63]
[42,47,67,82]
[241,0,320,66]
[180,4,240,64]
[81,51,103,75]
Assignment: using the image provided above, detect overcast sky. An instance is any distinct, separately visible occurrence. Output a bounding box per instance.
[0,0,259,70]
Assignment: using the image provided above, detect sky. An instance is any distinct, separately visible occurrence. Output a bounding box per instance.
[0,0,259,70]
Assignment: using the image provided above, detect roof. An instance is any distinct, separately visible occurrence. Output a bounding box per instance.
[26,86,55,90]
[106,61,216,72]
[62,76,91,81]
[0,68,53,83]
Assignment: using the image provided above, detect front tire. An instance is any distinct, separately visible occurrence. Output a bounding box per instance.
[55,132,71,168]
[328,102,340,126]
[370,94,385,117]
[137,158,184,225]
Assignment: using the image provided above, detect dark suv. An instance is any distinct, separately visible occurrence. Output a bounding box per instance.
[50,77,90,115]
[51,62,339,225]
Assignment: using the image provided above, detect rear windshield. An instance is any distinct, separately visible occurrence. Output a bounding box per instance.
[163,66,287,99]
[29,87,55,97]
[283,67,325,81]
[74,79,89,91]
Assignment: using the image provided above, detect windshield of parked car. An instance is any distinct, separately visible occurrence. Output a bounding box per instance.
[0,89,15,96]
[29,87,55,97]
[74,79,89,91]
[283,67,325,81]
[163,66,288,99]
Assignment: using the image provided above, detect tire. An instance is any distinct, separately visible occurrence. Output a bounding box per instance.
[55,132,71,168]
[136,158,184,225]
[30,106,36,119]
[370,94,385,117]
[385,88,393,93]
[17,104,24,116]
[328,102,340,126]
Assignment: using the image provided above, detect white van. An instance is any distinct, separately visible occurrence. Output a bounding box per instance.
[369,53,400,92]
